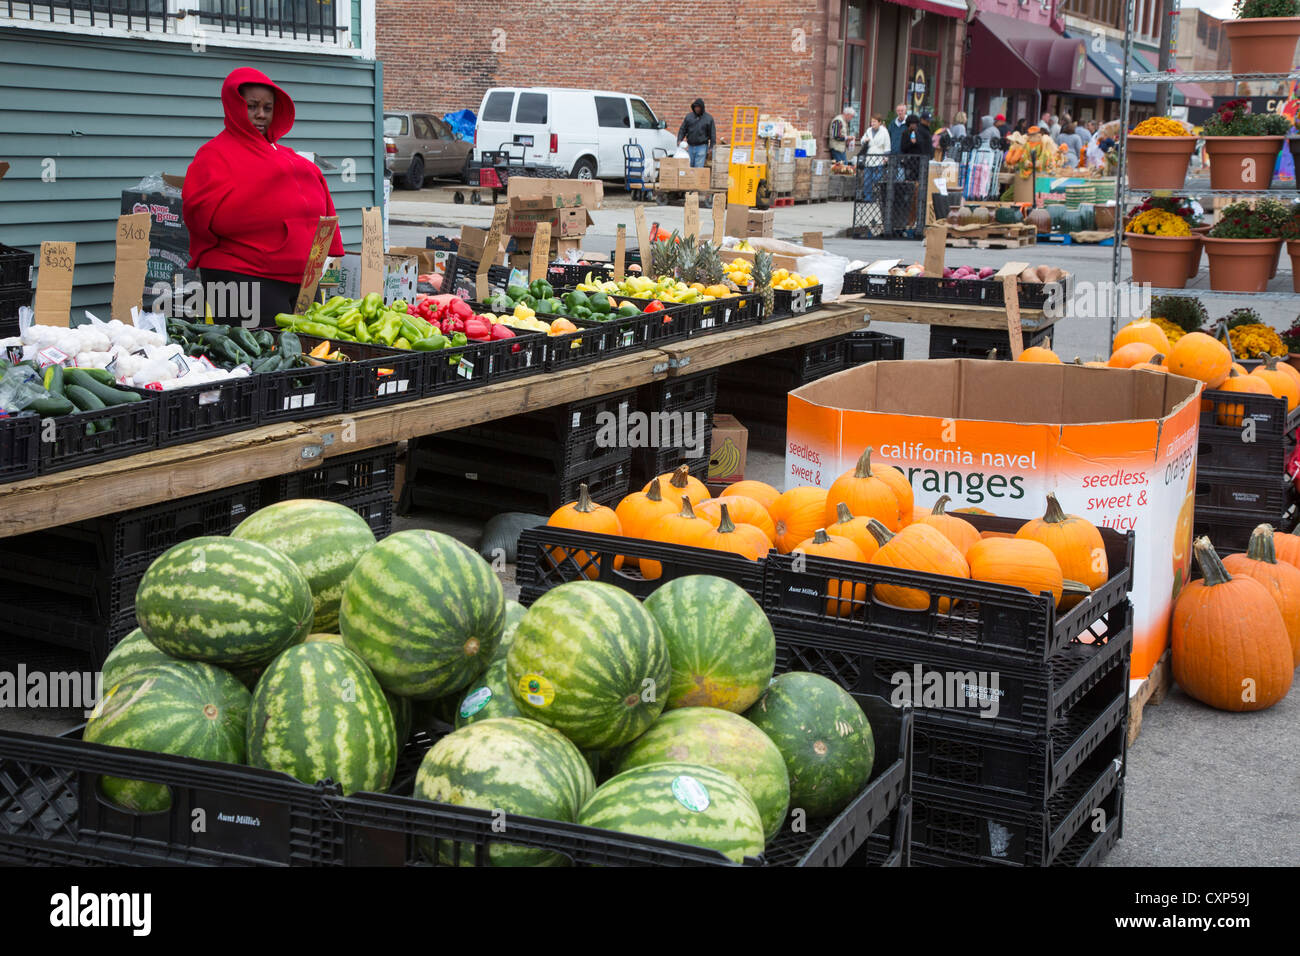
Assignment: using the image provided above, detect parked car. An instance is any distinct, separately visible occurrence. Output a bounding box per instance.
[383,111,473,190]
[472,87,678,181]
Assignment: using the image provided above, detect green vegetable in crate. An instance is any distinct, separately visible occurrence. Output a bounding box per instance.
[414,717,596,866]
[577,762,765,864]
[247,641,397,795]
[231,499,378,633]
[84,660,251,813]
[744,672,874,819]
[587,292,611,314]
[100,628,176,690]
[506,284,531,301]
[64,368,142,404]
[135,536,314,668]
[528,279,554,300]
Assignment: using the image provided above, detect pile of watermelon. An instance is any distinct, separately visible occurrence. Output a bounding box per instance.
[91,501,878,865]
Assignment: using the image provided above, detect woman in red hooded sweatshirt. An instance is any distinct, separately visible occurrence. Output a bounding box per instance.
[184,68,345,325]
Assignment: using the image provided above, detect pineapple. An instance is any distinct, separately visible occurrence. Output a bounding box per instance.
[675,235,697,283]
[649,236,678,280]
[695,241,724,287]
[753,250,774,317]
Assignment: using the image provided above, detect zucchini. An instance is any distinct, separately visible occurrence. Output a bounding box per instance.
[43,364,64,397]
[252,352,282,374]
[76,368,117,387]
[66,384,112,432]
[27,395,75,416]
[64,368,142,404]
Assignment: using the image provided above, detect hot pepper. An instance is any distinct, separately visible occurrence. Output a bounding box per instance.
[359,292,384,321]
[375,315,402,346]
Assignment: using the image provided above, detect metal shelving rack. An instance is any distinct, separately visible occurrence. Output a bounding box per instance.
[1108,4,1300,338]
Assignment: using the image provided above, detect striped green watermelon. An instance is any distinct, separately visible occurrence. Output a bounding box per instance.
[456,657,523,727]
[231,499,377,633]
[302,633,411,745]
[414,717,596,866]
[644,575,775,712]
[135,536,313,668]
[614,707,790,841]
[84,661,251,812]
[339,530,505,700]
[101,629,175,690]
[507,581,669,750]
[247,641,397,795]
[491,599,527,666]
[744,672,874,819]
[578,762,765,864]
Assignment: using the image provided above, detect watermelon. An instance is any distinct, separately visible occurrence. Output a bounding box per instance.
[414,717,596,866]
[491,599,528,666]
[247,641,397,795]
[100,629,175,690]
[135,536,313,668]
[614,707,790,841]
[304,633,410,745]
[644,575,775,712]
[744,672,874,819]
[578,762,765,864]
[456,657,523,727]
[507,581,670,749]
[84,661,251,812]
[231,499,377,633]
[339,530,505,699]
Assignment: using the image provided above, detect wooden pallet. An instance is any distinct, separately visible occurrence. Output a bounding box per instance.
[1127,649,1172,746]
[946,233,1037,249]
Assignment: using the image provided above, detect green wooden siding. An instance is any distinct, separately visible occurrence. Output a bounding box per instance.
[0,28,382,315]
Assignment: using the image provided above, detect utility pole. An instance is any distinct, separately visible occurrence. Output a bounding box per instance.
[1154,0,1180,115]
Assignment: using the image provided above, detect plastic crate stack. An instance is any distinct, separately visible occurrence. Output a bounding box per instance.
[0,243,33,339]
[630,371,717,489]
[1194,388,1300,553]
[761,512,1134,866]
[927,324,1055,360]
[260,444,398,539]
[0,483,261,673]
[399,391,637,520]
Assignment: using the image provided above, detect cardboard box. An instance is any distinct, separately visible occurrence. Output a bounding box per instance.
[506,177,603,210]
[708,413,748,482]
[506,196,593,237]
[510,236,581,259]
[458,226,509,265]
[121,173,191,292]
[388,246,440,275]
[337,253,417,304]
[726,204,752,237]
[657,157,710,193]
[785,360,1201,680]
[748,209,775,238]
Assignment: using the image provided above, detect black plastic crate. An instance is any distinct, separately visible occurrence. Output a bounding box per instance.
[764,512,1133,666]
[409,427,634,487]
[0,544,145,624]
[444,253,511,296]
[0,284,32,323]
[265,444,397,503]
[257,361,347,424]
[37,397,158,475]
[438,417,628,478]
[846,329,906,364]
[149,376,259,448]
[0,244,34,288]
[766,284,824,320]
[0,412,38,483]
[401,455,630,521]
[854,795,912,866]
[908,274,1073,313]
[842,270,910,299]
[1194,504,1297,554]
[637,371,717,413]
[928,324,1054,360]
[1195,473,1294,516]
[544,318,636,369]
[1196,388,1298,479]
[341,489,394,539]
[517,526,766,604]
[0,588,136,669]
[517,389,639,434]
[615,298,701,342]
[483,330,549,382]
[693,294,753,334]
[424,340,495,396]
[546,256,642,287]
[290,334,427,409]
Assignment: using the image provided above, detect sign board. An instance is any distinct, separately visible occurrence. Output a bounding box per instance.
[684,193,700,240]
[530,222,552,281]
[801,231,824,250]
[634,205,651,274]
[996,262,1029,358]
[476,206,509,303]
[614,225,627,281]
[295,216,339,314]
[34,241,76,326]
[111,213,151,322]
[360,207,384,297]
[922,224,946,280]
[712,197,726,244]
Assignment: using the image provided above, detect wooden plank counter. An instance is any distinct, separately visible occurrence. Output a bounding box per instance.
[847,298,1054,331]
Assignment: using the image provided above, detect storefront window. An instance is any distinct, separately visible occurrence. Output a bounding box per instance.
[843,45,864,137]
[907,14,942,121]
[841,0,872,139]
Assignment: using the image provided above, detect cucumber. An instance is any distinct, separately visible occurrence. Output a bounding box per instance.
[43,364,64,397]
[27,395,75,416]
[64,368,142,405]
[66,384,112,432]
[76,368,117,386]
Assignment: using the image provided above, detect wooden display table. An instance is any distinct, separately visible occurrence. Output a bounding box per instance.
[851,298,1055,331]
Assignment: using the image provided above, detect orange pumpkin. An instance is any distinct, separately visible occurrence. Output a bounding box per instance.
[771,485,830,553]
[614,478,679,568]
[825,447,902,530]
[699,503,770,561]
[1166,331,1231,388]
[547,483,623,579]
[1112,318,1171,355]
[826,502,882,561]
[1268,356,1300,394]
[643,465,710,505]
[723,479,780,513]
[641,496,713,579]
[1250,355,1300,412]
[1015,493,1108,607]
[1016,346,1062,364]
[1272,526,1300,571]
[866,457,914,524]
[695,495,777,544]
[966,537,1069,607]
[1212,368,1271,427]
[1231,362,1249,376]
[792,528,868,617]
[1221,524,1300,662]
[910,495,981,555]
[1172,537,1294,711]
[1108,342,1158,369]
[1131,353,1168,374]
[867,521,970,612]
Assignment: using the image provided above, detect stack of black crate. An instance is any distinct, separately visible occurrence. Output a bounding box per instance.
[629,371,717,489]
[0,243,34,338]
[399,392,636,519]
[761,513,1134,866]
[259,443,398,539]
[1194,387,1300,553]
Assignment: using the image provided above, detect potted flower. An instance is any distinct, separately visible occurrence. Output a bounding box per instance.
[1224,309,1285,370]
[1201,99,1291,190]
[1280,315,1300,370]
[1127,196,1207,278]
[1125,207,1199,290]
[1125,116,1196,189]
[1224,0,1300,75]
[1202,199,1289,292]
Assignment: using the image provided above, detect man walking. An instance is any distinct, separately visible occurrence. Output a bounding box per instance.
[889,103,908,152]
[828,106,856,162]
[677,98,716,168]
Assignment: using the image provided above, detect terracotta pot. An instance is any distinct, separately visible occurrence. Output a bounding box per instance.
[1223,17,1300,74]
[1202,136,1285,190]
[1202,236,1283,292]
[1189,225,1211,280]
[1127,233,1200,290]
[1288,239,1300,293]
[1124,135,1195,189]
[1287,352,1300,374]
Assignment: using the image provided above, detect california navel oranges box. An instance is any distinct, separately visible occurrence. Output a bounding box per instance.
[786,360,1201,680]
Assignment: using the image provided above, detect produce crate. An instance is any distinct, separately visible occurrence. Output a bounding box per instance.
[546,255,642,287]
[0,544,146,625]
[927,324,1054,360]
[341,488,394,538]
[149,376,259,449]
[1193,504,1297,554]
[637,370,717,414]
[257,361,347,424]
[517,526,765,604]
[0,412,39,483]
[718,336,848,389]
[292,334,427,408]
[764,284,824,321]
[546,319,636,369]
[264,444,398,503]
[841,271,911,299]
[693,294,753,335]
[615,298,702,342]
[0,586,136,669]
[1196,388,1298,479]
[37,396,158,475]
[855,795,912,867]
[444,253,511,296]
[482,330,549,382]
[907,274,1072,313]
[845,329,906,365]
[0,693,910,867]
[1194,472,1294,517]
[0,284,32,326]
[0,244,35,288]
[400,453,631,520]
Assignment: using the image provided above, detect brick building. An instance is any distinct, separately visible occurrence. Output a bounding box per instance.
[377,0,966,163]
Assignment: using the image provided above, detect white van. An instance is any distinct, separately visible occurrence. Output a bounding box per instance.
[473,87,680,181]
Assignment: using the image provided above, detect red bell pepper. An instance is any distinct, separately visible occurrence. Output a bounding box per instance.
[489,323,516,340]
[642,300,665,312]
[440,315,465,335]
[449,297,474,320]
[463,316,492,341]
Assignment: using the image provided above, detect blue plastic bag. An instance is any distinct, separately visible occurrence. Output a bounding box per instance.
[443,109,477,142]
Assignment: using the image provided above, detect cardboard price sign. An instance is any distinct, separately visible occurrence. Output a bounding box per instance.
[922,224,947,282]
[295,216,339,314]
[684,193,700,240]
[614,225,627,281]
[360,207,384,297]
[996,261,1029,359]
[634,205,651,273]
[476,205,509,303]
[712,197,726,244]
[530,221,552,282]
[802,231,824,250]
[34,241,76,326]
[111,213,151,322]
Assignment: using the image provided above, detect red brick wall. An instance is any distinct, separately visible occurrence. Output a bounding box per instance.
[377,0,833,152]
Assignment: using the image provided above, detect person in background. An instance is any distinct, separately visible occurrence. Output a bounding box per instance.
[828,105,856,162]
[1059,121,1082,168]
[864,113,892,155]
[859,113,892,200]
[1049,114,1062,138]
[978,114,998,143]
[900,114,930,156]
[677,98,716,168]
[995,113,1010,137]
[1014,118,1029,137]
[1040,110,1053,132]
[948,110,968,142]
[1076,119,1094,147]
[184,67,344,326]
[889,103,908,152]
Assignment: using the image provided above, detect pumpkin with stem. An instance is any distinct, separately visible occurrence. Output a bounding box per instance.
[792,528,867,617]
[1015,493,1108,607]
[867,521,970,612]
[1271,527,1300,571]
[1166,331,1231,388]
[723,479,780,513]
[826,503,882,561]
[695,495,777,545]
[1108,342,1158,369]
[1016,346,1062,364]
[910,495,980,555]
[868,456,915,523]
[1112,318,1171,355]
[698,503,770,562]
[770,485,829,553]
[640,496,715,580]
[966,537,1087,609]
[1172,537,1294,711]
[1250,356,1300,413]
[1267,355,1300,393]
[824,447,902,531]
[1211,368,1271,427]
[546,483,623,579]
[642,465,710,505]
[615,478,680,568]
[1131,353,1168,374]
[1221,524,1300,662]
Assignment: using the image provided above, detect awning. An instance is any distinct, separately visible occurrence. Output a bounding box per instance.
[1068,32,1156,103]
[965,12,1092,92]
[883,0,966,20]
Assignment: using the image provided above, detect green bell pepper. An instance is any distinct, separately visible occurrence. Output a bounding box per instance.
[588,293,611,314]
[359,292,384,321]
[506,284,531,301]
[529,279,554,300]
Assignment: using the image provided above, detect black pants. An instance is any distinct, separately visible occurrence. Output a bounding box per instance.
[199,268,300,327]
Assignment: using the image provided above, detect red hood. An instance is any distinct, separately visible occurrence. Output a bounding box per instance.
[221,67,295,145]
